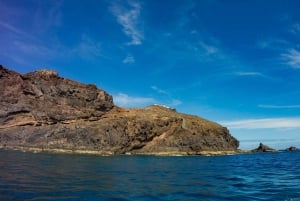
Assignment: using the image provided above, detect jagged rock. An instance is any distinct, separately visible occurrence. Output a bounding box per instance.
[0,66,113,126]
[0,65,239,155]
[251,143,277,153]
[285,146,300,151]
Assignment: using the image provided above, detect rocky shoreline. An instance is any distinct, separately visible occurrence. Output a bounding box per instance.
[0,145,244,156]
[1,144,298,157]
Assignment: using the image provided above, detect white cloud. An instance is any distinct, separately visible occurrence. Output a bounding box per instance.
[122,55,135,64]
[110,0,143,45]
[281,48,300,68]
[221,118,300,129]
[258,104,300,109]
[113,90,182,108]
[113,93,155,107]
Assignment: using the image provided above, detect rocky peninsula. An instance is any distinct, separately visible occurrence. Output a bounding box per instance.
[0,66,239,156]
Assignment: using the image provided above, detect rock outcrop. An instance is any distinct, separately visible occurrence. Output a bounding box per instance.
[0,65,239,155]
[251,143,277,153]
[285,146,300,151]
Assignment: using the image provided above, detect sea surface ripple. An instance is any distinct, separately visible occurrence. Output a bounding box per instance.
[0,150,299,201]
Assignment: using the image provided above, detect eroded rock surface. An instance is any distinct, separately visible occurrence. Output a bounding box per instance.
[0,66,239,155]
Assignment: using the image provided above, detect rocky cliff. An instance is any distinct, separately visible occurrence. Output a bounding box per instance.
[0,66,239,155]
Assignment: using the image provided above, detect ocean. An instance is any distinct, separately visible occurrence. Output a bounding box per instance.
[0,150,299,201]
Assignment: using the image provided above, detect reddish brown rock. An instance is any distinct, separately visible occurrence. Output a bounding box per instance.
[0,65,239,155]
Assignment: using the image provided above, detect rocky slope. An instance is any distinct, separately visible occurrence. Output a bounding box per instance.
[0,66,239,155]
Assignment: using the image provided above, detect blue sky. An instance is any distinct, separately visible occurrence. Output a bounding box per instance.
[1,0,300,150]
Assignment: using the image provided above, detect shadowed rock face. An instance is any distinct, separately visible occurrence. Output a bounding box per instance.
[251,143,277,153]
[0,65,239,155]
[285,146,300,151]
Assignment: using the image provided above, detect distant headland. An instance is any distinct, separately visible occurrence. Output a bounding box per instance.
[0,65,240,156]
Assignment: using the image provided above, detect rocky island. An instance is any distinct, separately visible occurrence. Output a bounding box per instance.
[285,146,300,151]
[251,143,278,153]
[0,66,239,156]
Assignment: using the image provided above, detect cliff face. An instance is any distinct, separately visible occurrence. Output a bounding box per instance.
[0,66,239,155]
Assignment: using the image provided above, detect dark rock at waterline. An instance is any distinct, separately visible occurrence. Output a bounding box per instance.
[0,65,239,155]
[251,143,278,153]
[285,146,300,151]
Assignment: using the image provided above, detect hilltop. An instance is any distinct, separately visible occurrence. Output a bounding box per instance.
[0,66,239,155]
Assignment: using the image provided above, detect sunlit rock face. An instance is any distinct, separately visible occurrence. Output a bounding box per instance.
[0,65,239,155]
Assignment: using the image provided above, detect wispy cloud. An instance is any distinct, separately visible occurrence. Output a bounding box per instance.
[257,38,300,69]
[0,19,55,64]
[33,0,62,33]
[13,41,54,57]
[122,55,135,64]
[151,86,168,95]
[110,0,143,45]
[234,71,264,76]
[170,99,182,106]
[281,48,300,68]
[2,33,107,66]
[113,93,156,107]
[190,30,198,34]
[0,20,35,40]
[290,23,300,34]
[0,1,67,66]
[257,38,289,50]
[198,41,218,55]
[150,86,182,107]
[258,104,300,109]
[221,117,300,129]
[185,39,220,58]
[70,35,108,60]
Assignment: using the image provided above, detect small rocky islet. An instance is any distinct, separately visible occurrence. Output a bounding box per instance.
[251,143,278,153]
[285,146,300,151]
[0,65,239,156]
[250,143,300,153]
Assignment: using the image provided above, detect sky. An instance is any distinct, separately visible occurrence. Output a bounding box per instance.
[1,0,300,150]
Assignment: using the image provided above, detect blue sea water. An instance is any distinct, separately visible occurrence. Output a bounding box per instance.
[0,150,299,201]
